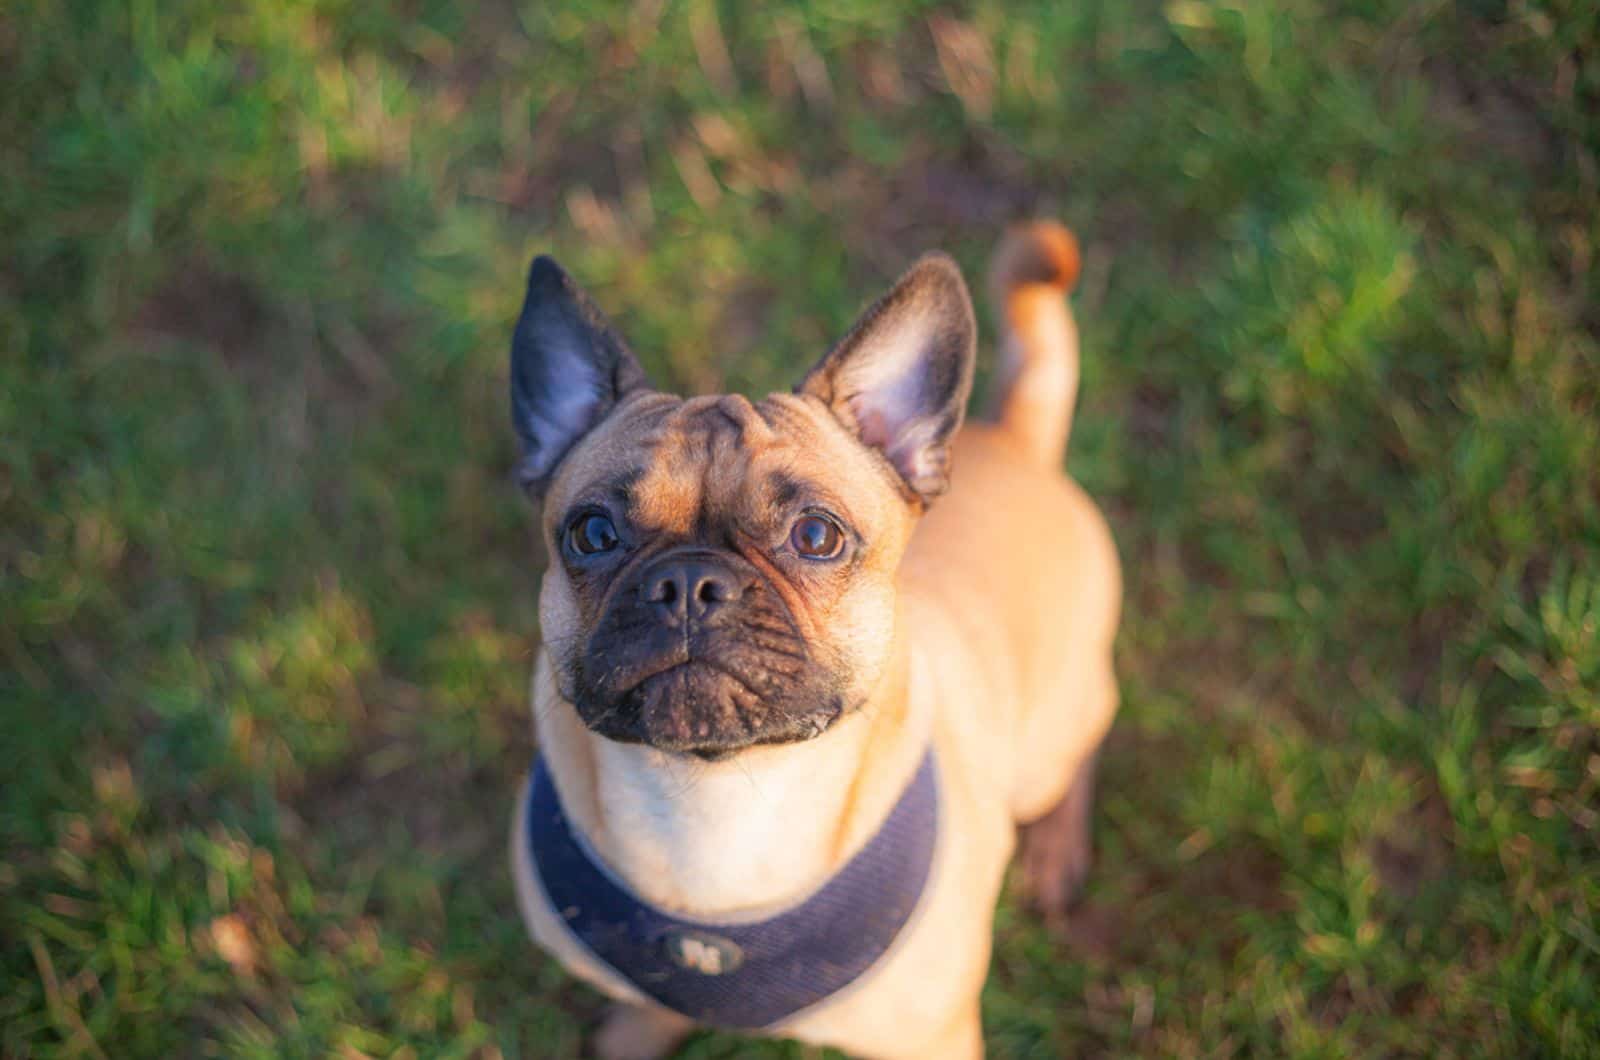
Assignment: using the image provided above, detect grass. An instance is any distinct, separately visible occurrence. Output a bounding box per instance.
[3,0,1597,1055]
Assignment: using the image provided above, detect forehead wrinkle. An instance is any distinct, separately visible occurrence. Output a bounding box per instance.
[712,393,773,444]
[627,397,754,537]
[695,400,759,541]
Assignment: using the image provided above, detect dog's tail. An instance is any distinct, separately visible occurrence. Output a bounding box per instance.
[986,220,1082,466]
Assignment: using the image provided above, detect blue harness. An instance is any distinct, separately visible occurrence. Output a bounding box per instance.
[523,749,940,1029]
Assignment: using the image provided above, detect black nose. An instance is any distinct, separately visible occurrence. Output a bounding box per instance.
[642,556,746,624]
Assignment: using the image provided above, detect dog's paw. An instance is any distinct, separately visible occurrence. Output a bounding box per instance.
[1016,753,1098,921]
[592,1002,694,1060]
[1017,809,1091,920]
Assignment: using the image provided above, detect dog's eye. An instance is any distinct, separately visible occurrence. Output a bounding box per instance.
[790,514,844,560]
[568,513,620,556]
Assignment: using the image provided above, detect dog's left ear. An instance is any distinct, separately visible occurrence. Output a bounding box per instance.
[510,256,651,494]
[797,253,976,503]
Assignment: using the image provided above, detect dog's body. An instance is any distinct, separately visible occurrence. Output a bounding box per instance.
[508,223,1120,1058]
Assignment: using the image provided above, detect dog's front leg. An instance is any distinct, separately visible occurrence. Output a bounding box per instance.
[593,1002,695,1060]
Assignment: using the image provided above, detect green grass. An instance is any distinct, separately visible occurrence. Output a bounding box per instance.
[3,0,1598,1055]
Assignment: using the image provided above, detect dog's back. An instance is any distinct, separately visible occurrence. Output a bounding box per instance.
[900,221,1121,831]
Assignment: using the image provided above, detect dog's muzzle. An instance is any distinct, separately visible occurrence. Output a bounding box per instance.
[572,547,844,758]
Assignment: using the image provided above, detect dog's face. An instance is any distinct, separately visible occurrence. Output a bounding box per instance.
[510,255,974,758]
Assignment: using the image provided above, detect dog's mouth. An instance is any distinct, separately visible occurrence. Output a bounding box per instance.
[578,655,844,759]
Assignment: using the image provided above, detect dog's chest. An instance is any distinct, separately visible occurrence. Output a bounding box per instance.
[519,750,941,1030]
[580,738,862,912]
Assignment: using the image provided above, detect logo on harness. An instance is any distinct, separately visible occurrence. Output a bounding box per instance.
[662,930,743,976]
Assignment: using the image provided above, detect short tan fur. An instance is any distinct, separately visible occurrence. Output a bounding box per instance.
[510,221,1121,1059]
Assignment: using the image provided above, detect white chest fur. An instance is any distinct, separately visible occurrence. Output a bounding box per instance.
[531,655,928,919]
[579,714,873,916]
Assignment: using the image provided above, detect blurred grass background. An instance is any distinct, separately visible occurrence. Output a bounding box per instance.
[3,0,1598,1056]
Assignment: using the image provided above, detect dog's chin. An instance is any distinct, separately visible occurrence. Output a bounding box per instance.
[581,661,844,760]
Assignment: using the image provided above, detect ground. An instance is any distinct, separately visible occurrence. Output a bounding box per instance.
[3,1,1598,1056]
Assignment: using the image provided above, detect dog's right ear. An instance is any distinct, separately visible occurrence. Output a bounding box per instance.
[510,256,650,495]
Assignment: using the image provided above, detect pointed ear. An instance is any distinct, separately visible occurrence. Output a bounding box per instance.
[797,253,977,503]
[509,256,650,494]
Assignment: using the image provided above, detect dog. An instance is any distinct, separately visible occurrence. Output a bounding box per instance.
[507,221,1121,1059]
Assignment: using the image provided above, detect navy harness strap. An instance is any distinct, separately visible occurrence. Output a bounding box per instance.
[525,749,940,1030]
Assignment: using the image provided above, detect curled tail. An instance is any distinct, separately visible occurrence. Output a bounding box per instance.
[986,220,1082,466]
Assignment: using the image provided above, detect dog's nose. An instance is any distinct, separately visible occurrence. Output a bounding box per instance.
[642,556,746,624]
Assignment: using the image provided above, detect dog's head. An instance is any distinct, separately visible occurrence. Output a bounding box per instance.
[510,254,974,758]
